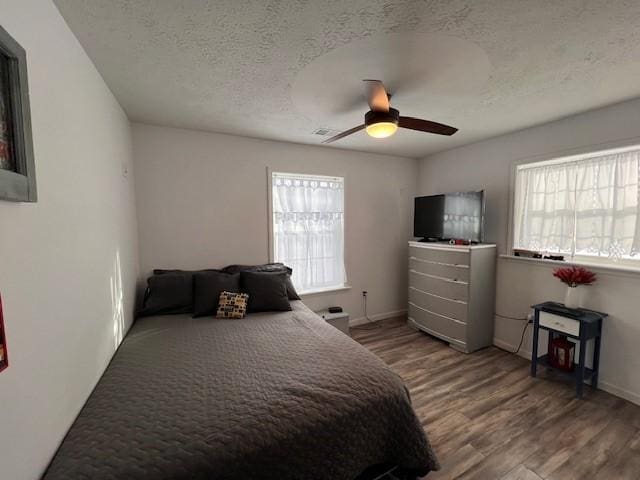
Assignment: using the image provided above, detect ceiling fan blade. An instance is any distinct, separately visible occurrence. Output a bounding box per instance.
[398,116,458,136]
[363,80,390,112]
[321,124,366,144]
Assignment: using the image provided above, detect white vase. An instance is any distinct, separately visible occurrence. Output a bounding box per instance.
[564,286,582,309]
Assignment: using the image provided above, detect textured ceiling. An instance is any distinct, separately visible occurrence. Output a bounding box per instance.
[54,0,640,158]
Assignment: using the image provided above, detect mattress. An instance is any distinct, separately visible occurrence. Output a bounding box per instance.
[43,301,438,479]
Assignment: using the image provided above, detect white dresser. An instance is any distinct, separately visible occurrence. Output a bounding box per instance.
[408,241,496,353]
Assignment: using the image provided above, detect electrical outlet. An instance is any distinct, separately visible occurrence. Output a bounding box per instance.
[362,290,368,297]
[527,312,534,323]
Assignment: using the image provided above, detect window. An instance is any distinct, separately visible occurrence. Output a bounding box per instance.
[271,172,346,293]
[513,145,640,264]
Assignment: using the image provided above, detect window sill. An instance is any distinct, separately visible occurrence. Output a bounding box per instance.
[298,285,352,297]
[500,254,640,277]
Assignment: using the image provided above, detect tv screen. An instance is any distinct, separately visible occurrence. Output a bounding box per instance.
[414,191,485,242]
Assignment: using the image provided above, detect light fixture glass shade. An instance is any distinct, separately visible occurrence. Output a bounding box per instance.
[365,122,398,139]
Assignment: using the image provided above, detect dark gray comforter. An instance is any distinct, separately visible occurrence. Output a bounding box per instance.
[43,301,438,480]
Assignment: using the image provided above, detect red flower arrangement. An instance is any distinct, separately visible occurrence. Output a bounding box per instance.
[553,266,597,287]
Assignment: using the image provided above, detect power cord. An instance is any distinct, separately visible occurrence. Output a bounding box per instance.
[351,291,381,330]
[495,313,528,321]
[513,321,530,354]
[494,312,531,354]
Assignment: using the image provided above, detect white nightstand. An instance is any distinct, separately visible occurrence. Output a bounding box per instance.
[316,310,350,336]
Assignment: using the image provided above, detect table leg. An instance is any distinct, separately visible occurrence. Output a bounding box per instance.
[592,334,601,390]
[576,337,587,399]
[530,312,539,378]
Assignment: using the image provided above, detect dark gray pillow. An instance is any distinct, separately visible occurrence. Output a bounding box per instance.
[138,273,194,317]
[241,271,292,312]
[193,271,240,317]
[152,268,220,286]
[223,263,301,300]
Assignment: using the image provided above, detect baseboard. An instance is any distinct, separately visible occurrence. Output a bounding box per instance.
[492,338,640,406]
[596,381,640,405]
[350,309,407,327]
[492,338,532,359]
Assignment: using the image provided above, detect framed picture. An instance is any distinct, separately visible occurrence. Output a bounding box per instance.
[0,25,36,202]
[0,293,8,373]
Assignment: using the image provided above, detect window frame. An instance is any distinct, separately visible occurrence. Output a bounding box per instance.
[267,168,348,295]
[508,137,640,268]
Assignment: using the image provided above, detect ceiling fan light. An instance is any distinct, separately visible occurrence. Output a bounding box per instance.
[364,107,400,139]
[365,122,398,138]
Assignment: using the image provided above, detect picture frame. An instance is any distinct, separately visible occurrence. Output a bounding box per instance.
[0,293,8,373]
[0,25,36,202]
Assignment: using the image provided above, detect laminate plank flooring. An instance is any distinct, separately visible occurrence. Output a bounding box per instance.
[351,317,640,480]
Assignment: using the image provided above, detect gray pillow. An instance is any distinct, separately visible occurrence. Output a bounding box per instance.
[223,263,301,300]
[241,271,292,312]
[138,273,193,317]
[193,271,240,317]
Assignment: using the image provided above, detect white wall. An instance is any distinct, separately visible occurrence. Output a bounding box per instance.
[0,1,139,479]
[133,123,416,320]
[418,98,640,404]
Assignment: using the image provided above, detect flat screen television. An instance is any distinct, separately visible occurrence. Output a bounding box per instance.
[414,191,485,242]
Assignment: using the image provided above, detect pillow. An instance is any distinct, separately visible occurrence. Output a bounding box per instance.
[223,263,301,300]
[152,268,221,286]
[147,268,222,315]
[138,273,194,317]
[193,271,240,317]
[216,291,249,319]
[241,271,292,312]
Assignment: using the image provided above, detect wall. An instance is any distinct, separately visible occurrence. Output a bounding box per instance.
[0,1,139,479]
[133,123,417,320]
[418,98,640,404]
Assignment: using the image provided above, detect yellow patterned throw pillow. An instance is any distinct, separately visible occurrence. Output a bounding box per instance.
[216,291,249,319]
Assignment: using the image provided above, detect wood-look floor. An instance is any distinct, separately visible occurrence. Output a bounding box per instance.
[351,317,640,480]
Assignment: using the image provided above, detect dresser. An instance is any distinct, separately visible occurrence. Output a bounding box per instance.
[407,241,497,353]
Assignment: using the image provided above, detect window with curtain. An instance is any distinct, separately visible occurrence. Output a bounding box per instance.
[513,145,640,263]
[271,172,346,293]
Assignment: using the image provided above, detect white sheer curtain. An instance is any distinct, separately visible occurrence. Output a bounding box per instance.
[514,148,640,260]
[272,173,345,292]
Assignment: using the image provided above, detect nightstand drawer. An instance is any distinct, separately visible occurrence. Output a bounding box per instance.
[539,312,580,336]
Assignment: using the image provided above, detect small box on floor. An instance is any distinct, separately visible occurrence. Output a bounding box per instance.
[316,309,350,336]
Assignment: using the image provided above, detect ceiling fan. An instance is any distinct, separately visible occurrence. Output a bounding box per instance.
[322,80,458,144]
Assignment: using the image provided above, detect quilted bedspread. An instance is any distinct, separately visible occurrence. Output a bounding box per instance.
[43,301,438,480]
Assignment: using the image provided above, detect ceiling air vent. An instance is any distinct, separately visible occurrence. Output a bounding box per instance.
[313,127,341,137]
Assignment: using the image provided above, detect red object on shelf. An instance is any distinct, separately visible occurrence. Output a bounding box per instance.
[549,335,574,371]
[0,293,8,373]
[552,266,597,287]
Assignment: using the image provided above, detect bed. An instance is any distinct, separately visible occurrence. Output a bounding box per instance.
[43,301,438,479]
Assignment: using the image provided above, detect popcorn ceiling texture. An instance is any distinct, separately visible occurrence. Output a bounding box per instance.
[54,0,640,158]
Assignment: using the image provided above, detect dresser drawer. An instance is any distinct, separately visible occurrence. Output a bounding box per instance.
[409,287,468,322]
[409,246,469,267]
[409,303,466,342]
[539,312,580,337]
[409,257,470,282]
[409,270,468,302]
